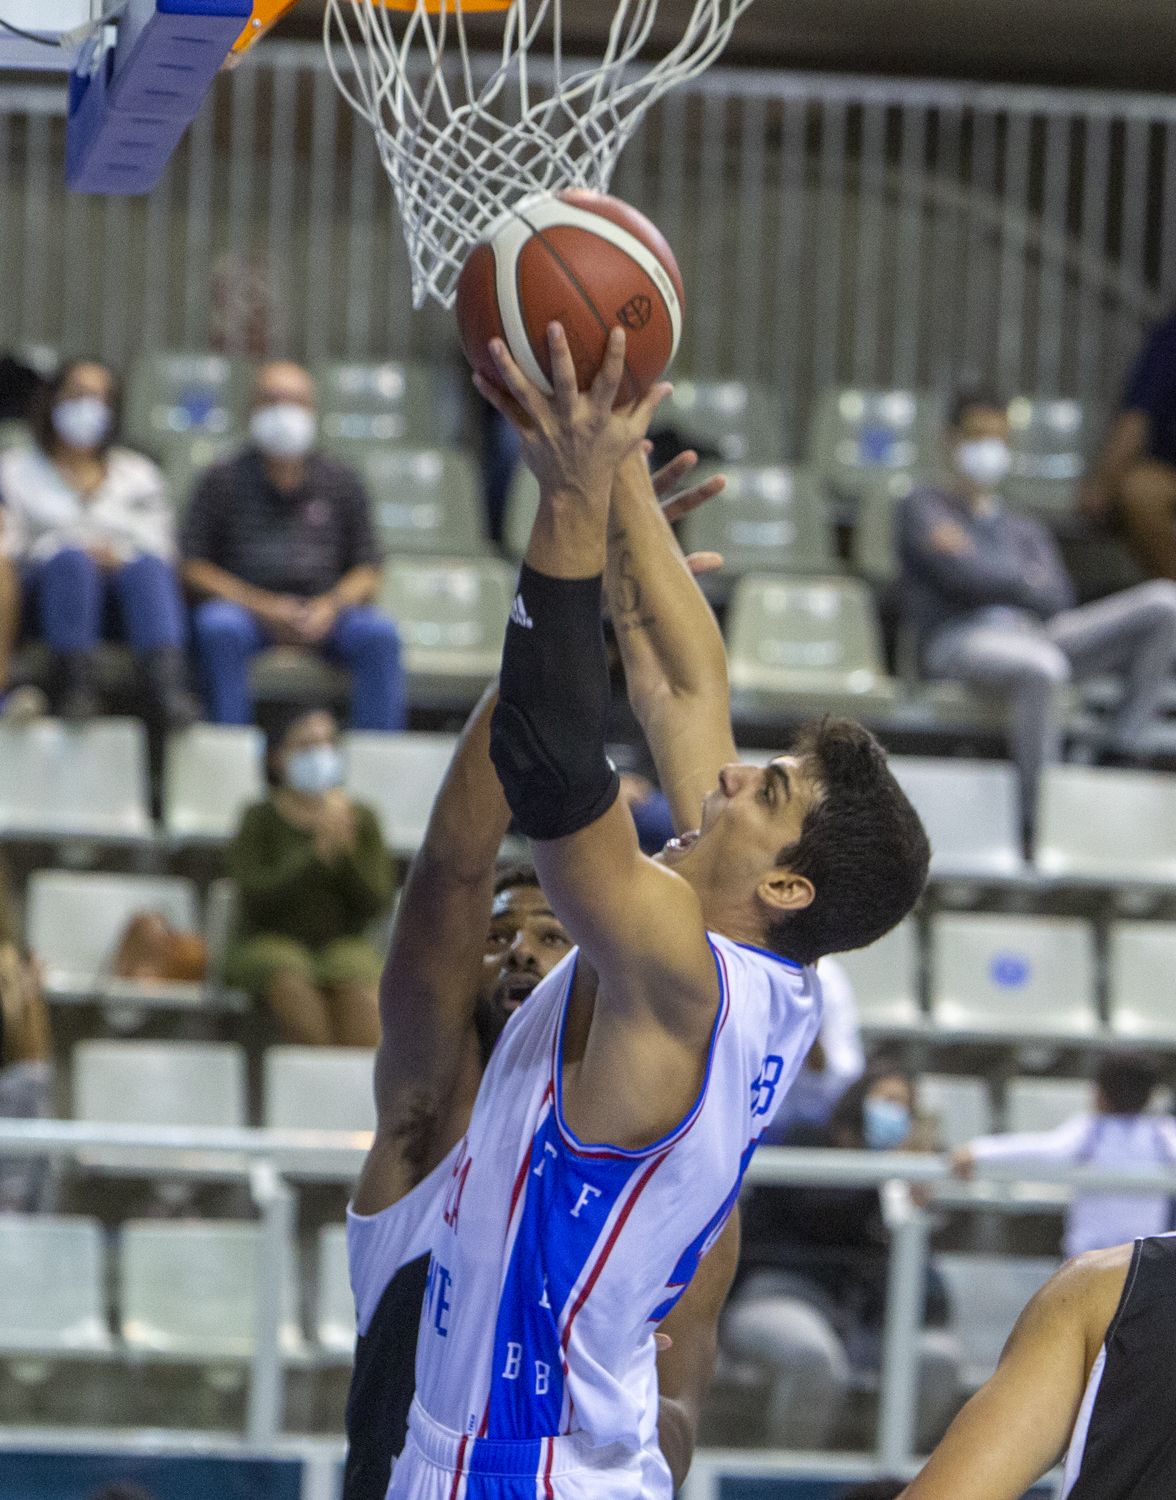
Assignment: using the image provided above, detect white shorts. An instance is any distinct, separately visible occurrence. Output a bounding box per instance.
[387,1398,654,1500]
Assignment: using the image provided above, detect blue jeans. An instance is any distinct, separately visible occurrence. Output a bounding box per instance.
[192,599,407,731]
[23,548,187,653]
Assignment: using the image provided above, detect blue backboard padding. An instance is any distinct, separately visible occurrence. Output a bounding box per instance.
[0,1451,302,1500]
[66,0,250,194]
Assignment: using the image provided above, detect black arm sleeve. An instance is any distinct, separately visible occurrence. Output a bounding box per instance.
[490,563,620,842]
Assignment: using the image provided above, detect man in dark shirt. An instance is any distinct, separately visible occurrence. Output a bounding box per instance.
[1083,309,1176,579]
[898,390,1176,830]
[181,360,406,730]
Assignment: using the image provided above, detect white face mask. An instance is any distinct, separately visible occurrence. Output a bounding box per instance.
[52,396,112,450]
[954,436,1012,489]
[285,744,344,796]
[250,402,317,461]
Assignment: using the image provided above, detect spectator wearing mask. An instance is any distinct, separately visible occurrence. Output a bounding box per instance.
[898,390,1176,830]
[952,1056,1176,1258]
[182,361,406,731]
[722,1063,958,1451]
[225,708,394,1046]
[0,359,199,725]
[1082,307,1176,579]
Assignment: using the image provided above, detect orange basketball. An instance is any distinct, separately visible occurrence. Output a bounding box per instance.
[455,189,684,407]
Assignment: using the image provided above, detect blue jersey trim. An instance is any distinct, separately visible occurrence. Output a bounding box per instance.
[734,939,805,973]
[551,939,728,1161]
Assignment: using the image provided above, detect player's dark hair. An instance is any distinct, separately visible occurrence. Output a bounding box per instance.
[493,860,540,897]
[828,1059,914,1148]
[1096,1054,1160,1115]
[839,1481,908,1500]
[763,719,929,965]
[32,357,123,457]
[948,384,1006,429]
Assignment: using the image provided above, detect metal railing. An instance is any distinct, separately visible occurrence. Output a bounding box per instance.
[0,1117,1166,1470]
[5,52,1176,451]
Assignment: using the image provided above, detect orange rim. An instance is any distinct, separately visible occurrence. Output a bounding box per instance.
[376,1,513,9]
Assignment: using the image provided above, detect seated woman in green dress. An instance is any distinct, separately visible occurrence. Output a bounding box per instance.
[226,707,394,1047]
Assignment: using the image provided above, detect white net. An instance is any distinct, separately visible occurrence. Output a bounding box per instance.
[322,0,756,309]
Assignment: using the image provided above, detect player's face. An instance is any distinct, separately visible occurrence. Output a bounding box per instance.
[479,885,573,1019]
[658,756,823,899]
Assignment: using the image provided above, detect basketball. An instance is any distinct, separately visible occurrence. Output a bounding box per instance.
[455,189,685,406]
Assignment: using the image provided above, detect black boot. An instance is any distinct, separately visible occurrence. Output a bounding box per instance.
[53,651,102,724]
[141,648,201,731]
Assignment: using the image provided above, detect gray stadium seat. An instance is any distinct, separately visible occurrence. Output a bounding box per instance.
[1004,397,1091,519]
[344,730,459,856]
[807,387,944,503]
[27,872,201,998]
[263,1046,376,1133]
[918,1075,994,1150]
[124,351,244,453]
[379,557,514,708]
[1107,922,1176,1043]
[0,1215,113,1356]
[359,446,487,556]
[316,1224,356,1358]
[119,1220,303,1359]
[680,466,835,577]
[1036,766,1176,885]
[159,429,238,513]
[888,757,1025,879]
[249,647,350,710]
[851,472,924,585]
[1005,1078,1093,1134]
[72,1041,246,1129]
[315,359,452,452]
[162,724,264,842]
[937,1254,1059,1388]
[929,913,1099,1039]
[0,718,151,840]
[726,575,898,719]
[831,920,923,1032]
[652,379,784,463]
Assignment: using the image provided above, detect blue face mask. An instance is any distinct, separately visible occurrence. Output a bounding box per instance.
[863,1096,910,1151]
[285,744,344,796]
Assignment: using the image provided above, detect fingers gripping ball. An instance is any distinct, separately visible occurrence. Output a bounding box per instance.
[456,189,684,406]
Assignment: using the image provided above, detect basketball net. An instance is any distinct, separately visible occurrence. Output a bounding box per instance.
[322,0,756,309]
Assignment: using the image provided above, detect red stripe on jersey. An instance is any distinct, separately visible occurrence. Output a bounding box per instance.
[560,1150,669,1354]
[446,1433,468,1500]
[542,1435,555,1497]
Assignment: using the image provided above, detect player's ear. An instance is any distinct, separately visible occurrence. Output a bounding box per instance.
[757,868,814,917]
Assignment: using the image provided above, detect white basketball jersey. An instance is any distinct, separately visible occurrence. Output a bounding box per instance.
[402,932,822,1469]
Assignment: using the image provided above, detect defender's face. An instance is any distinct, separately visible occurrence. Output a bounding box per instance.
[659,757,823,896]
[479,885,572,1018]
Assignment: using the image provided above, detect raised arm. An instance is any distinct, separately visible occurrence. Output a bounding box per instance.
[352,684,511,1215]
[478,328,719,1061]
[606,448,736,832]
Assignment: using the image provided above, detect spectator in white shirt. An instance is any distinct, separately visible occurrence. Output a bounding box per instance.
[952,1055,1176,1257]
[0,359,199,726]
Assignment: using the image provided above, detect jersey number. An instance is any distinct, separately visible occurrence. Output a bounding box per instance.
[751,1054,785,1117]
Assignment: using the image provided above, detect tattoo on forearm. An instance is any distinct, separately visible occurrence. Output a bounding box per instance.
[614,545,656,633]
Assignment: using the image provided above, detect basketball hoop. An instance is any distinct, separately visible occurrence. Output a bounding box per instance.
[322,0,756,309]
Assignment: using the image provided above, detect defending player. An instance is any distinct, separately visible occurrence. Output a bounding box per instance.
[900,1234,1176,1499]
[378,325,930,1499]
[345,457,737,1500]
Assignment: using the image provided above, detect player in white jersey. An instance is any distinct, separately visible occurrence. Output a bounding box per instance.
[387,325,931,1499]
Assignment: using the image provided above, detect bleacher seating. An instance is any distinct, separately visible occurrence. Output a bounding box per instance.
[831,921,923,1033]
[652,378,785,463]
[1005,1078,1091,1133]
[344,730,459,856]
[889,758,1025,879]
[937,1254,1059,1388]
[28,872,202,1002]
[262,1047,376,1133]
[0,1215,113,1357]
[1004,396,1091,519]
[359,446,487,556]
[119,1220,304,1359]
[850,472,921,585]
[726,575,899,720]
[0,719,152,842]
[315,1225,356,1360]
[124,351,244,454]
[378,556,514,708]
[314,359,456,454]
[929,913,1099,1039]
[918,1075,994,1150]
[680,466,836,579]
[1036,766,1176,885]
[72,1041,247,1129]
[807,387,944,504]
[1107,922,1176,1043]
[161,724,265,843]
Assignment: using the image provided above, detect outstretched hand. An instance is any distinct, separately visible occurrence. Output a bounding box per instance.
[475,324,671,510]
[648,445,727,579]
